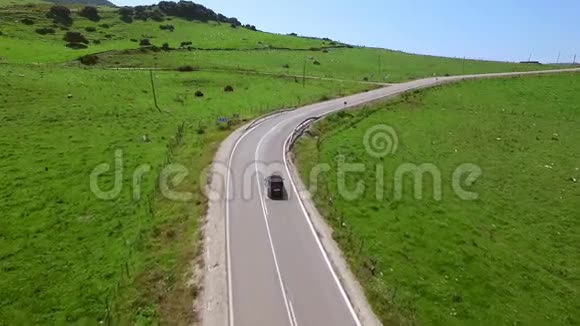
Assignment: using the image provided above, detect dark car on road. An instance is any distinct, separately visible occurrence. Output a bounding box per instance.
[266,174,285,200]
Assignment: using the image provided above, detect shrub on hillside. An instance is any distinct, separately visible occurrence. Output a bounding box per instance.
[224,85,234,92]
[161,42,170,51]
[66,43,88,50]
[159,24,175,31]
[0,31,3,36]
[105,34,114,39]
[244,24,256,31]
[35,27,55,35]
[120,15,133,23]
[130,38,138,42]
[194,90,204,97]
[64,32,89,44]
[151,10,165,22]
[79,54,98,65]
[177,65,195,72]
[180,41,192,47]
[85,26,97,32]
[99,23,110,28]
[230,23,237,28]
[79,6,100,22]
[313,60,321,65]
[119,7,134,23]
[157,1,241,26]
[48,5,72,26]
[118,7,133,17]
[282,64,290,69]
[21,18,35,25]
[139,38,150,45]
[93,39,101,44]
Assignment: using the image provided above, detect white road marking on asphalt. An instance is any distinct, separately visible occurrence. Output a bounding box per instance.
[288,298,298,326]
[283,132,363,326]
[226,123,262,326]
[255,126,294,326]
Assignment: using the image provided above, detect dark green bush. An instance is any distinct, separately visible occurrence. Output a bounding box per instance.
[21,18,35,25]
[79,6,100,22]
[48,5,72,26]
[79,54,98,65]
[139,38,151,46]
[63,32,89,44]
[35,27,55,35]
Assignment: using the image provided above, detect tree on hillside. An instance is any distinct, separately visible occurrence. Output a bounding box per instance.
[63,31,89,44]
[151,9,164,22]
[157,0,242,25]
[79,6,100,22]
[47,5,72,26]
[118,7,134,23]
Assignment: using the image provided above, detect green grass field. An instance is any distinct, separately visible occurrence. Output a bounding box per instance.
[91,47,564,83]
[0,0,47,5]
[295,73,580,325]
[0,64,370,324]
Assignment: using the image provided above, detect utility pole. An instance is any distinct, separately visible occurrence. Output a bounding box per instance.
[528,53,532,62]
[378,55,381,77]
[302,59,307,88]
[573,54,577,65]
[462,56,466,74]
[556,52,561,64]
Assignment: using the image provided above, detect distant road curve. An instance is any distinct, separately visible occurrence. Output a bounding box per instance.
[201,67,580,326]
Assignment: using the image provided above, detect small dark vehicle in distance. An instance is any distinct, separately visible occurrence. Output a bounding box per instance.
[266,174,285,200]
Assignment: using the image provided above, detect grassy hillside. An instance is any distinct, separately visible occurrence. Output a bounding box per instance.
[92,47,564,83]
[1,2,561,82]
[0,3,333,63]
[0,0,114,5]
[0,0,47,5]
[295,73,580,325]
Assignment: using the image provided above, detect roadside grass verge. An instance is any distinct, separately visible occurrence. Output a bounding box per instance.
[0,64,371,324]
[294,73,580,325]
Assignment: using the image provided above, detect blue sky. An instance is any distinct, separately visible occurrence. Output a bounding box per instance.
[114,0,580,63]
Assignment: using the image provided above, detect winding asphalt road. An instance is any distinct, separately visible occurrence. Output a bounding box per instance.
[223,68,580,326]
